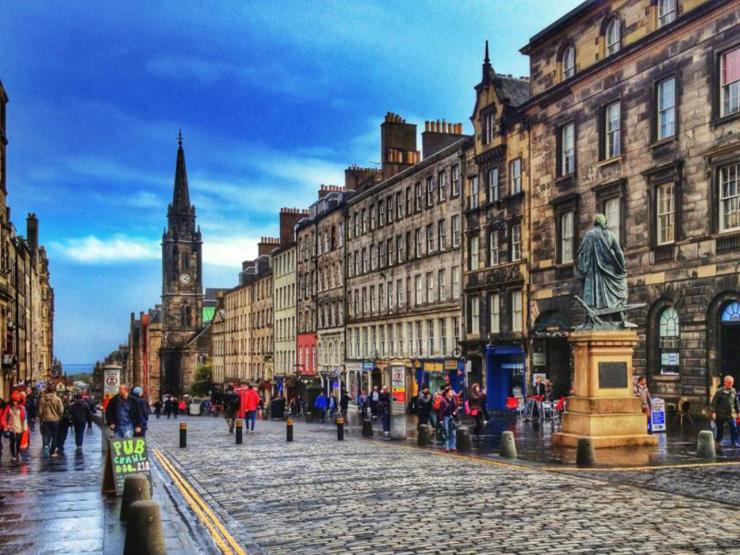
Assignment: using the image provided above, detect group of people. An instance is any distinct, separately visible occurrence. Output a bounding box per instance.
[150,396,186,419]
[104,384,149,438]
[313,390,351,422]
[222,384,261,433]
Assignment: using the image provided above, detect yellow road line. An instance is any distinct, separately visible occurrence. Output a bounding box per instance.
[152,448,247,555]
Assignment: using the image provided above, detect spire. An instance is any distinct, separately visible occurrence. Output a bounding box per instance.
[484,40,490,64]
[172,129,190,212]
[482,39,494,85]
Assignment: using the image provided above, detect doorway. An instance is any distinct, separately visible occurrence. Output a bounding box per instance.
[720,301,740,386]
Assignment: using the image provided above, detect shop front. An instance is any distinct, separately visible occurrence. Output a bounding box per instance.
[414,358,465,396]
[484,344,526,411]
[531,311,572,399]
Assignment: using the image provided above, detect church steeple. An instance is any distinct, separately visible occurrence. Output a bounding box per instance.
[482,40,494,85]
[172,129,191,214]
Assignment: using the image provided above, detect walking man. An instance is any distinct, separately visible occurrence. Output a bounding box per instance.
[378,386,391,437]
[69,395,92,450]
[105,384,143,439]
[243,384,260,432]
[223,386,240,433]
[38,383,64,458]
[710,375,740,447]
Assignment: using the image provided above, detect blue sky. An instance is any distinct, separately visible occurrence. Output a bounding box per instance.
[0,1,579,365]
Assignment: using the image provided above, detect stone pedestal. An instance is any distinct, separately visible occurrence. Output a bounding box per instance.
[553,329,657,449]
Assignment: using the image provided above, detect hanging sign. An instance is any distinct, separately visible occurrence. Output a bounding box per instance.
[391,365,406,404]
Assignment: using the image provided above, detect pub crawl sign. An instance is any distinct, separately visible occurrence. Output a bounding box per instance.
[102,437,151,496]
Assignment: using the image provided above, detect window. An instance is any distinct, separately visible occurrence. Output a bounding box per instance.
[605,101,621,158]
[370,244,377,270]
[451,215,460,248]
[396,234,404,263]
[489,293,500,334]
[396,192,403,219]
[511,290,523,333]
[387,281,393,309]
[482,110,495,144]
[509,159,522,194]
[370,204,376,230]
[562,44,575,79]
[468,175,479,209]
[426,272,434,304]
[370,285,376,312]
[560,123,575,175]
[426,176,434,207]
[362,209,368,233]
[720,162,740,232]
[379,283,385,312]
[415,275,423,306]
[379,201,385,227]
[438,219,447,250]
[438,269,446,301]
[453,316,461,347]
[407,322,413,355]
[658,0,676,27]
[396,278,403,307]
[386,238,393,266]
[386,196,393,223]
[511,224,522,262]
[451,164,461,197]
[656,183,675,245]
[428,321,435,355]
[489,230,499,266]
[559,211,574,264]
[488,167,499,202]
[415,228,423,257]
[452,266,461,298]
[469,235,479,270]
[468,295,480,334]
[657,77,676,140]
[405,188,412,216]
[439,318,447,355]
[415,182,422,211]
[353,212,359,237]
[426,223,435,252]
[658,307,680,375]
[362,248,368,273]
[606,18,621,56]
[604,197,621,244]
[361,288,367,313]
[720,46,740,117]
[438,171,447,201]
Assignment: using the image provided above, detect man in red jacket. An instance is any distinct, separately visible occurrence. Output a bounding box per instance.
[244,384,260,432]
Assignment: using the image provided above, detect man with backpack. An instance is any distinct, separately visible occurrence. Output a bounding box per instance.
[223,386,240,433]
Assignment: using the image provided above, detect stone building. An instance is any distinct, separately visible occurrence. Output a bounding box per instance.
[345,112,470,402]
[0,81,54,397]
[125,306,163,399]
[223,283,251,384]
[272,208,306,397]
[210,299,225,386]
[461,44,531,410]
[160,133,207,397]
[522,0,740,408]
[251,238,277,393]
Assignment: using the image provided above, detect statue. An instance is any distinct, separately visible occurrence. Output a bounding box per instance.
[574,214,642,329]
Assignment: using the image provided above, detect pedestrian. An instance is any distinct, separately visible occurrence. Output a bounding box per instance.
[178,398,186,416]
[54,395,72,456]
[2,393,28,462]
[38,383,64,458]
[635,376,652,431]
[85,396,95,431]
[69,395,91,450]
[469,383,485,440]
[314,392,328,421]
[340,390,350,419]
[243,384,260,432]
[164,397,172,419]
[378,386,392,437]
[223,386,240,433]
[357,390,368,419]
[154,399,162,419]
[438,386,458,452]
[433,387,446,442]
[104,384,143,439]
[131,387,149,437]
[416,387,434,433]
[710,375,740,447]
[0,395,5,461]
[328,393,337,420]
[544,379,554,402]
[370,386,380,419]
[25,392,37,432]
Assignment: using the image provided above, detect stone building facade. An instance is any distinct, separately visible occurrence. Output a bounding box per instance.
[522,0,740,408]
[461,45,532,409]
[210,301,226,386]
[125,306,163,399]
[251,239,276,391]
[0,81,54,398]
[345,113,469,401]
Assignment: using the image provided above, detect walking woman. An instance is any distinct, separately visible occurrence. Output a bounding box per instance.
[3,393,28,462]
[469,383,485,441]
[438,387,458,452]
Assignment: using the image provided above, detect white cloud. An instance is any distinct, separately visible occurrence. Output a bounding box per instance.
[203,236,260,268]
[50,235,160,264]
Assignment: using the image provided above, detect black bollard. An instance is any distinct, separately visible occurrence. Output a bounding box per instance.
[235,419,243,444]
[179,422,187,448]
[286,418,294,442]
[337,416,345,441]
[362,418,373,437]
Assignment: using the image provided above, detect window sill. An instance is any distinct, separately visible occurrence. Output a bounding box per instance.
[711,111,740,129]
[597,156,622,168]
[650,136,677,150]
[555,174,576,187]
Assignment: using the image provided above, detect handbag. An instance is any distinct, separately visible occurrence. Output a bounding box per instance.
[464,401,470,415]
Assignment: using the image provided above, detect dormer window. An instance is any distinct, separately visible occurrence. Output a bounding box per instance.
[606,17,621,56]
[482,110,496,145]
[562,44,575,79]
[658,0,677,27]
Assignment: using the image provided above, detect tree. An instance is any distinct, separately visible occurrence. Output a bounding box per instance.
[190,362,213,397]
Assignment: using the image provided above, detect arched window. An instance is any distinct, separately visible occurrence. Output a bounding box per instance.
[721,301,740,322]
[606,18,622,56]
[562,44,576,79]
[659,307,680,375]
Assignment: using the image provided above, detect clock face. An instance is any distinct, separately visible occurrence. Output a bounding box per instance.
[179,273,192,285]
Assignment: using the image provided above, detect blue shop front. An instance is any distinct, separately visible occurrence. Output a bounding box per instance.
[485,344,526,411]
[414,358,465,395]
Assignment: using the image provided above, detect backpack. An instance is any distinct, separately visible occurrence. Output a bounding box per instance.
[433,394,442,412]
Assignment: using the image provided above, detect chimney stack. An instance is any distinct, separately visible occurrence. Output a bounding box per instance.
[257,236,280,257]
[278,207,308,247]
[26,213,38,254]
[421,120,465,159]
[380,112,417,180]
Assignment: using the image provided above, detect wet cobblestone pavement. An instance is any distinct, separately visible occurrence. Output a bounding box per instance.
[148,415,740,555]
[0,421,202,554]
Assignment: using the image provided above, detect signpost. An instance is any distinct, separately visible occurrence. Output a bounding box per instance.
[390,363,407,440]
[650,398,666,433]
[102,365,121,412]
[102,437,151,496]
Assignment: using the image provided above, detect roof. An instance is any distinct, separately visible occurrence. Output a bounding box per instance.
[205,288,229,301]
[520,0,601,53]
[496,74,530,107]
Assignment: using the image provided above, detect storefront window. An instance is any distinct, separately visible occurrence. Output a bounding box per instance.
[659,307,680,375]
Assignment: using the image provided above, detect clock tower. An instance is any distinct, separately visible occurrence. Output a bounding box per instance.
[161,131,204,395]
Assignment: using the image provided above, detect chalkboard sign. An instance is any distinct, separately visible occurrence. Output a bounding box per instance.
[102,437,151,496]
[598,361,628,389]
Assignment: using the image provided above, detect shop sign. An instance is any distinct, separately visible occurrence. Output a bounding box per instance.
[444,358,458,371]
[391,365,406,404]
[532,352,546,366]
[650,398,666,433]
[423,360,445,373]
[345,362,363,373]
[362,360,375,371]
[661,352,679,366]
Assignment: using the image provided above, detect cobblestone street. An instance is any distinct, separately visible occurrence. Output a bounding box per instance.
[148,416,740,555]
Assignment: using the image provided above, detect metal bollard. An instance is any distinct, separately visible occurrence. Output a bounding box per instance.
[697,429,716,459]
[286,418,294,442]
[235,419,243,444]
[179,422,187,448]
[576,438,596,467]
[337,416,345,441]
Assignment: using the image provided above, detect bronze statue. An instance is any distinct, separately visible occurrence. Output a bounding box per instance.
[575,214,642,328]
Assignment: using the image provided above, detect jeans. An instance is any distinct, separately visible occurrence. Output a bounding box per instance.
[444,416,457,450]
[246,411,256,431]
[56,423,69,453]
[73,422,86,447]
[114,424,134,438]
[715,418,738,445]
[417,413,435,433]
[41,421,59,454]
[8,432,22,458]
[382,410,391,433]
